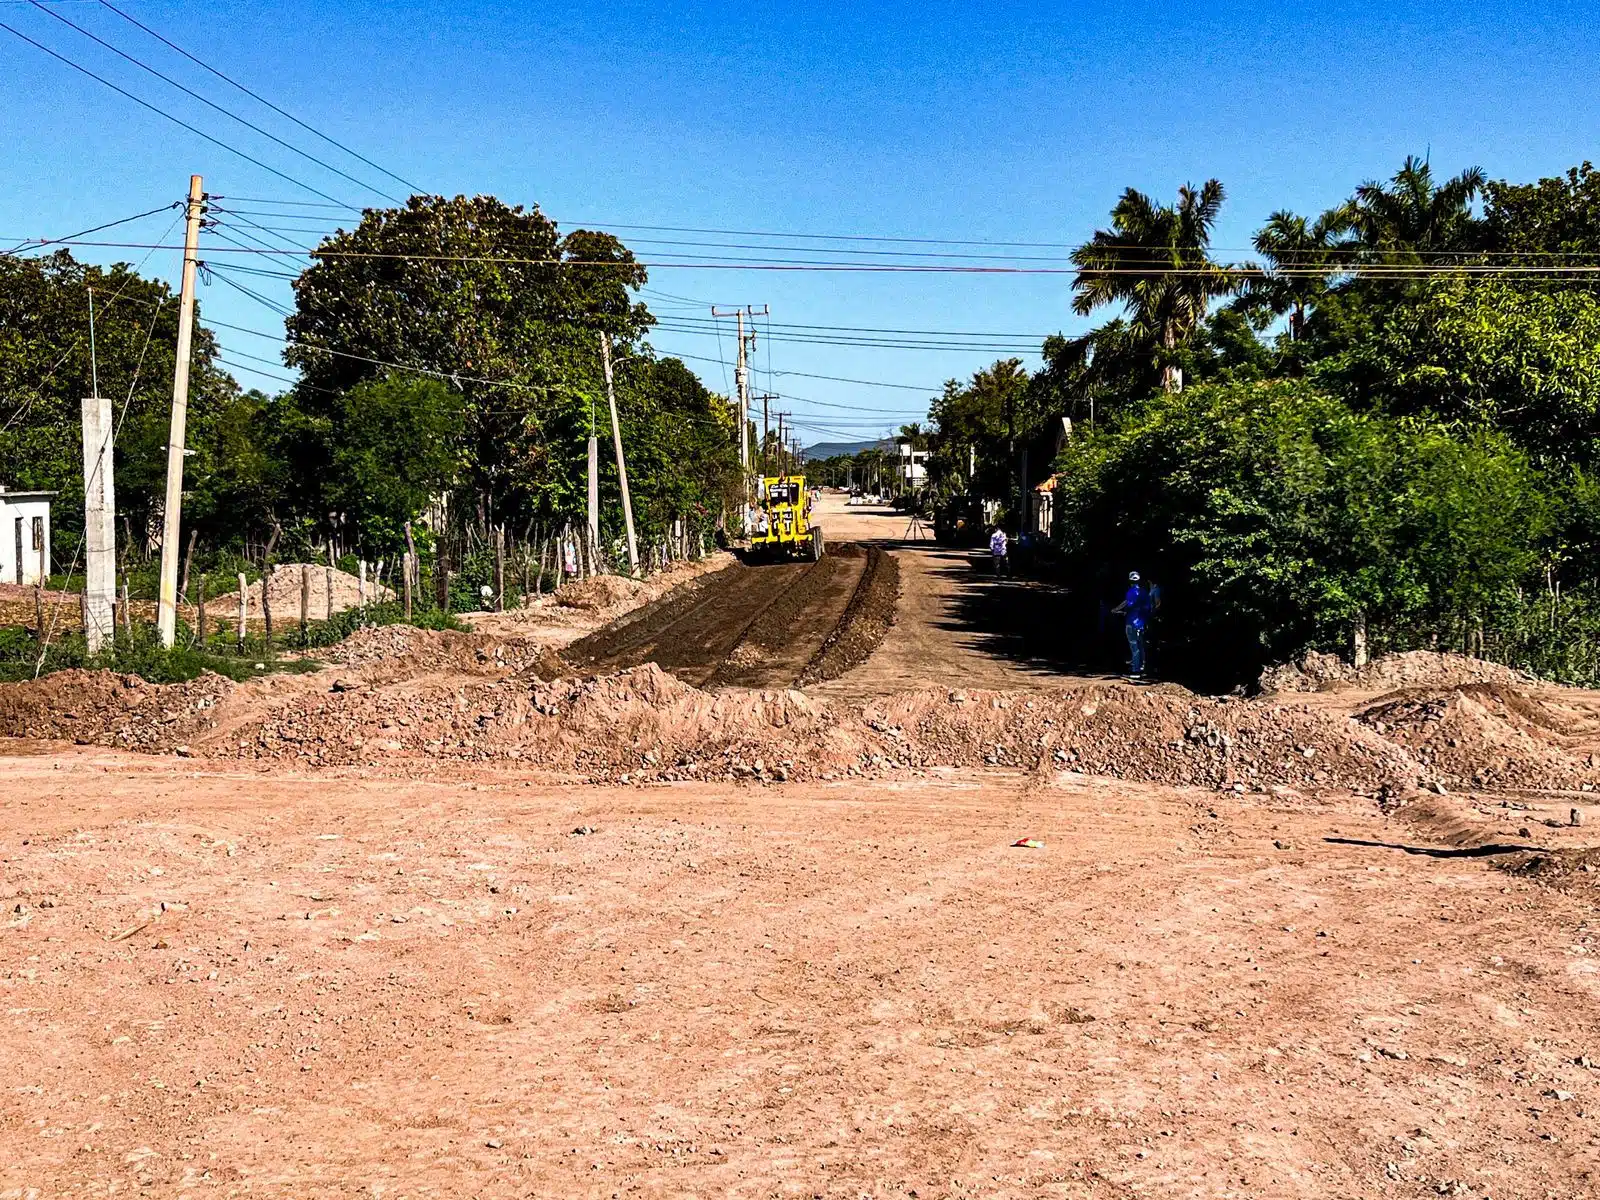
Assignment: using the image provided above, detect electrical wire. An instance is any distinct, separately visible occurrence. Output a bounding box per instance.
[97,0,425,197]
[0,19,351,205]
[25,0,395,203]
[48,239,1600,276]
[1,201,180,257]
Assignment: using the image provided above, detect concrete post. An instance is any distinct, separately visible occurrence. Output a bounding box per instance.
[79,394,116,653]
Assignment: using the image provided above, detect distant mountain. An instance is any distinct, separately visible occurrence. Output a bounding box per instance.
[798,437,895,461]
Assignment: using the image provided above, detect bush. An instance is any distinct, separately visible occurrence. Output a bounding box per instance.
[1054,379,1554,686]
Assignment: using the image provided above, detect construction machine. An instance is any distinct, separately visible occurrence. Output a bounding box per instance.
[749,474,824,561]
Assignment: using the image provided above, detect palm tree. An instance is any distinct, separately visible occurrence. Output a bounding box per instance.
[1240,205,1356,340]
[1071,180,1239,391]
[1349,155,1485,261]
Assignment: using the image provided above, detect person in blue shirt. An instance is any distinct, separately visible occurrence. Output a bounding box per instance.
[1112,571,1158,677]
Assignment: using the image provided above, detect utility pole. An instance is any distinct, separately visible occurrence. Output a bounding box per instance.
[712,305,767,526]
[753,393,778,474]
[600,333,638,571]
[156,174,205,648]
[586,391,600,553]
[775,412,788,476]
[80,391,115,653]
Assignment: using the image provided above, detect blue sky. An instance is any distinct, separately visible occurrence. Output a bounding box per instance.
[4,0,1599,447]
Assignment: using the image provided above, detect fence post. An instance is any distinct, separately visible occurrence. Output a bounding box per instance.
[262,565,274,655]
[197,573,207,647]
[300,565,310,646]
[237,570,247,648]
[494,525,506,611]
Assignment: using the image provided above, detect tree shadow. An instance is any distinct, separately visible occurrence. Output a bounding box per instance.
[1323,836,1538,858]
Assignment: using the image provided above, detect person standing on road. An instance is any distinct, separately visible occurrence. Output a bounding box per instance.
[1112,571,1156,677]
[989,526,1009,577]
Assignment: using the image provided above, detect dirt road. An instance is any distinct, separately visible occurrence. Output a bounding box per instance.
[811,495,1102,698]
[563,547,868,690]
[4,748,1597,1197]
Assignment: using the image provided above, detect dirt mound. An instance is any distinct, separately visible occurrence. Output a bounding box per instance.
[1358,682,1600,792]
[210,563,388,621]
[0,669,232,751]
[188,662,862,779]
[799,546,900,686]
[869,685,1418,794]
[11,646,1600,798]
[1260,650,1530,695]
[555,574,644,610]
[320,625,563,676]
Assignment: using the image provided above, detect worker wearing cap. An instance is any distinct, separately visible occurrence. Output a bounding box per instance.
[1112,571,1156,677]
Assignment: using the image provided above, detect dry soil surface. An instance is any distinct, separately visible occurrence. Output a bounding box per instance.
[808,499,1101,700]
[4,750,1600,1197]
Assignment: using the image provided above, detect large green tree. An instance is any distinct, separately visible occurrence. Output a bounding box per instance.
[1238,206,1355,340]
[0,250,247,548]
[283,195,651,527]
[1054,379,1551,678]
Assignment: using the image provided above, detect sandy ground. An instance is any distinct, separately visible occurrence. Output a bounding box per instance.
[3,749,1599,1198]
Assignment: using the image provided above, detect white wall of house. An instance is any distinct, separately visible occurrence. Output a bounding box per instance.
[0,491,54,585]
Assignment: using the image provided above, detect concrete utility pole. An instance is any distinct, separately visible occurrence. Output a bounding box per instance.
[80,391,116,653]
[600,333,638,571]
[156,174,206,648]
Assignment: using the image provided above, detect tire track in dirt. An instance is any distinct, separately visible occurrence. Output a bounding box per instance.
[565,547,877,690]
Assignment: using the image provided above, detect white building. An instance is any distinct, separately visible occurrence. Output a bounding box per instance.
[897,441,929,488]
[0,488,54,585]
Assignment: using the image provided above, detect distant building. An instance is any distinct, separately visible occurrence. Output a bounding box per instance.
[897,441,929,489]
[0,487,54,585]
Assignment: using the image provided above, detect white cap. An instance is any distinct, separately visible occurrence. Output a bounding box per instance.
[1128,571,1140,582]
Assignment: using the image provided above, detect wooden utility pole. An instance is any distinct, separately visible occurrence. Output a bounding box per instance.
[753,393,779,474]
[403,520,416,619]
[712,305,767,531]
[586,382,601,552]
[599,333,638,571]
[156,175,206,648]
[493,525,506,611]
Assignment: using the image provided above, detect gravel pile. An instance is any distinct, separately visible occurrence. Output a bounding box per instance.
[555,575,644,611]
[1357,683,1600,793]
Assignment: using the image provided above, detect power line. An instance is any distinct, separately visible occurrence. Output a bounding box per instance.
[0,19,350,205]
[96,0,424,197]
[48,239,1600,277]
[25,0,396,203]
[0,201,180,257]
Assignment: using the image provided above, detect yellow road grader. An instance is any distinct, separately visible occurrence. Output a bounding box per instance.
[748,474,824,561]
